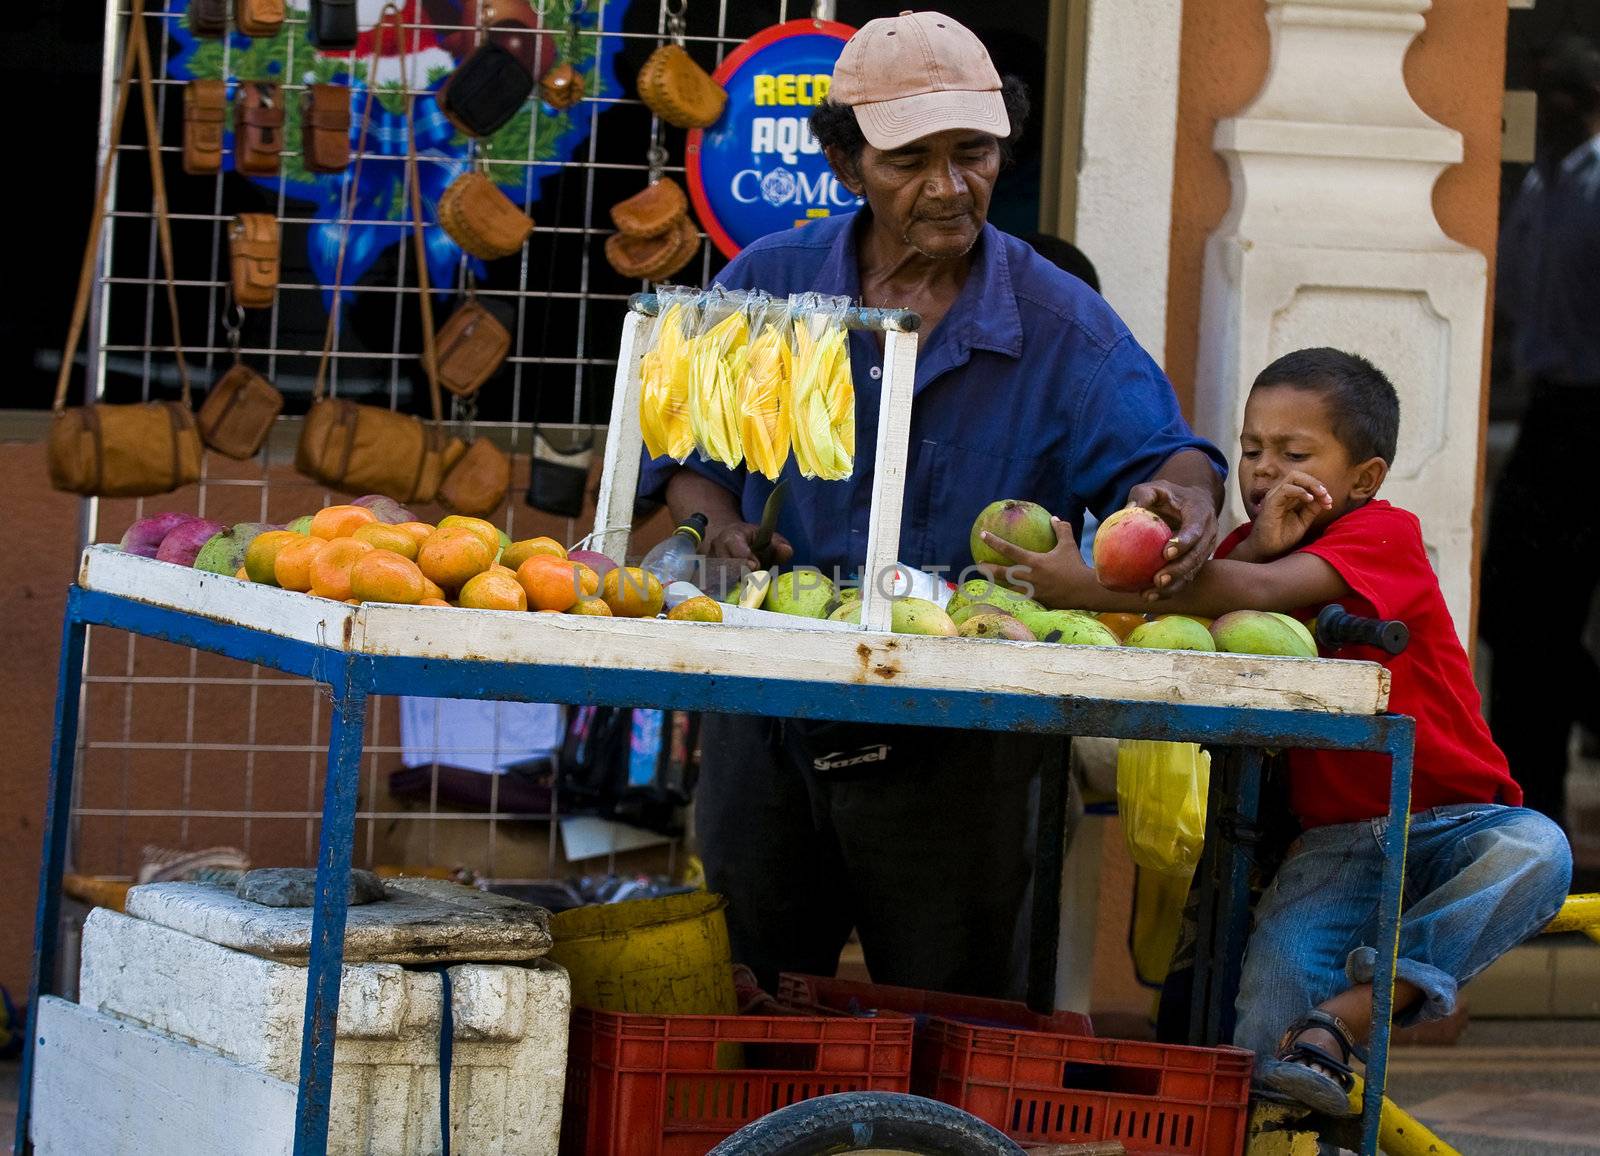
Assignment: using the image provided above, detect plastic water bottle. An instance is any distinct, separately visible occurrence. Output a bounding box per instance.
[641,513,708,587]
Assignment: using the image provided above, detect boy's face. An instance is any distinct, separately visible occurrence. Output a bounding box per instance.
[1239,385,1384,525]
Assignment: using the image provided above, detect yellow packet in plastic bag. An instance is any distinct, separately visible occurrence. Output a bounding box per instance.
[789,293,854,481]
[638,293,697,461]
[1115,739,1210,876]
[739,307,791,481]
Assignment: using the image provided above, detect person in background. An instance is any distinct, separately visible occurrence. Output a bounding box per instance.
[1020,232,1100,294]
[1480,35,1600,842]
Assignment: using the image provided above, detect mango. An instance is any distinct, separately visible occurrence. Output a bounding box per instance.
[766,569,835,618]
[970,499,1056,566]
[194,522,279,576]
[1211,610,1316,658]
[828,597,958,636]
[120,512,198,558]
[957,612,1034,641]
[1093,506,1172,592]
[945,579,1044,621]
[1016,608,1120,646]
[1268,612,1319,656]
[1126,616,1216,652]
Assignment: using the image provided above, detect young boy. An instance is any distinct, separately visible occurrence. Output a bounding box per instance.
[979,348,1572,1114]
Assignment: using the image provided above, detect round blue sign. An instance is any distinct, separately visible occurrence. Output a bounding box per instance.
[687,20,863,259]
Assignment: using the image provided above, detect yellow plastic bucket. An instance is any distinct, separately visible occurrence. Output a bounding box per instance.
[548,891,737,1014]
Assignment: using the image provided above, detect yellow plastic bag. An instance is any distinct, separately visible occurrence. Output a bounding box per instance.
[638,289,697,462]
[789,292,854,481]
[739,307,792,481]
[687,292,748,469]
[1116,739,1210,877]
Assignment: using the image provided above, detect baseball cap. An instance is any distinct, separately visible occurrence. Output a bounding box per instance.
[829,11,1009,151]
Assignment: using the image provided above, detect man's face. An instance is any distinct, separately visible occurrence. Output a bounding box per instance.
[835,129,1001,260]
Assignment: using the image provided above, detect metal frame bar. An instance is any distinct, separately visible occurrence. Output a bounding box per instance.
[17,587,1415,1155]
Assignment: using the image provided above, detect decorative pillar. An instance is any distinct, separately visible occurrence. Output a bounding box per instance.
[1193,0,1487,639]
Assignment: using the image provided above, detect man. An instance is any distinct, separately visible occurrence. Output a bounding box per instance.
[638,11,1225,998]
[1481,36,1600,838]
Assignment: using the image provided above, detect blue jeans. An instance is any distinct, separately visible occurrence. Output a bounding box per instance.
[1233,803,1571,1064]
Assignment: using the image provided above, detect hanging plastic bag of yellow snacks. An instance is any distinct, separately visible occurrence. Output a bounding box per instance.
[738,294,791,480]
[788,292,854,481]
[638,285,697,461]
[686,288,748,468]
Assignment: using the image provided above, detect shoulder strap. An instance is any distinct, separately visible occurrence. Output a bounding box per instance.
[132,6,190,406]
[57,0,187,412]
[402,13,444,428]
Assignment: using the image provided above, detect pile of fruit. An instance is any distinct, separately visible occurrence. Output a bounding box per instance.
[114,498,724,623]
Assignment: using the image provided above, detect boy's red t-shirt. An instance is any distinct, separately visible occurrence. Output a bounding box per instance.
[1216,499,1521,828]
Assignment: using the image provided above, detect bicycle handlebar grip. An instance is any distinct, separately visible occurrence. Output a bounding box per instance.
[1315,604,1409,656]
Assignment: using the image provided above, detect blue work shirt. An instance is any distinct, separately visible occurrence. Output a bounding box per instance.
[636,211,1225,579]
[1498,135,1600,384]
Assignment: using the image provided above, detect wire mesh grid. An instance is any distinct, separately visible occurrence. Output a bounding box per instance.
[67,0,806,890]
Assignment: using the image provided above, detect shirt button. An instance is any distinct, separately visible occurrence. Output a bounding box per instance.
[869,366,882,380]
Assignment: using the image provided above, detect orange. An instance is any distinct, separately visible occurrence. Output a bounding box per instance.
[395,521,437,547]
[244,530,302,585]
[309,537,374,601]
[310,504,378,540]
[516,556,593,612]
[417,527,494,591]
[349,551,427,605]
[458,570,529,612]
[600,567,665,618]
[273,536,329,592]
[667,596,723,623]
[488,563,518,579]
[570,597,614,617]
[352,523,420,560]
[436,515,501,556]
[234,566,249,582]
[1096,612,1149,642]
[501,536,567,570]
[420,575,447,602]
[418,597,452,608]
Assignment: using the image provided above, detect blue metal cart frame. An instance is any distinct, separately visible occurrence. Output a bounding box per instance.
[16,580,1414,1156]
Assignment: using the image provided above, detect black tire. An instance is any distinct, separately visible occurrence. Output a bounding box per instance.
[707,1092,1025,1156]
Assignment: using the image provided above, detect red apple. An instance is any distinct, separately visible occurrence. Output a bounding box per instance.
[1092,507,1172,592]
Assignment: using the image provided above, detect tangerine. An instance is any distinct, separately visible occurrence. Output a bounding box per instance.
[310,504,378,540]
[418,597,452,608]
[600,567,665,618]
[234,566,249,582]
[417,526,494,590]
[243,530,302,585]
[500,536,566,569]
[352,523,420,560]
[667,595,723,623]
[420,575,447,602]
[458,570,529,612]
[395,521,437,547]
[309,537,374,601]
[349,551,427,605]
[436,515,502,556]
[570,597,614,617]
[516,556,593,612]
[1096,612,1149,642]
[274,536,329,592]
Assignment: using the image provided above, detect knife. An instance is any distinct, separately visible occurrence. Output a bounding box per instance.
[749,478,788,567]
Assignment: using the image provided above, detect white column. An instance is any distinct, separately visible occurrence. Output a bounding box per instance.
[1074,0,1185,362]
[1194,0,1487,639]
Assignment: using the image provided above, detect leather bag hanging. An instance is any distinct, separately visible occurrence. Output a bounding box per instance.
[438,1,541,138]
[188,0,228,37]
[229,213,280,309]
[637,31,726,130]
[49,0,202,498]
[196,306,284,459]
[439,434,511,517]
[437,169,534,260]
[234,81,284,175]
[429,283,511,398]
[301,83,351,173]
[234,0,285,38]
[305,0,359,50]
[183,78,227,174]
[296,5,464,505]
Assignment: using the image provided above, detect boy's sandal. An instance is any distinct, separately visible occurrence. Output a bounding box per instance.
[1260,1009,1360,1117]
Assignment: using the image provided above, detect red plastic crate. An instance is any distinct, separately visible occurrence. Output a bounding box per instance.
[562,1006,914,1156]
[927,1019,1251,1156]
[776,973,1094,1097]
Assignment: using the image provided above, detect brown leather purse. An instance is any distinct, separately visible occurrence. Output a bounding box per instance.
[301,83,351,173]
[235,0,284,38]
[429,293,511,398]
[234,82,283,174]
[50,0,202,499]
[230,214,279,309]
[611,176,687,237]
[437,170,534,260]
[439,436,511,517]
[197,327,284,460]
[637,44,727,129]
[188,0,228,37]
[296,5,466,505]
[606,214,701,282]
[183,79,227,175]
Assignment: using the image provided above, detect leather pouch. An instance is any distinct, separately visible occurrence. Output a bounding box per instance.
[429,300,511,397]
[49,403,203,498]
[637,44,727,129]
[230,213,280,309]
[438,40,535,138]
[610,177,687,238]
[234,82,284,175]
[440,436,511,517]
[301,84,351,173]
[297,400,466,505]
[198,362,284,459]
[235,0,284,38]
[605,214,700,281]
[438,171,535,259]
[183,79,227,175]
[306,0,359,49]
[525,431,592,517]
[188,0,228,37]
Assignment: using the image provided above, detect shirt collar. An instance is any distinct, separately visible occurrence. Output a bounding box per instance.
[814,211,1025,361]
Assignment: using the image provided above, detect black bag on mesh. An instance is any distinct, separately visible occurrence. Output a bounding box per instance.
[438,38,535,138]
[306,0,358,49]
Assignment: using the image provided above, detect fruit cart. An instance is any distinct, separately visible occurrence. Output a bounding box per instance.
[18,297,1415,1156]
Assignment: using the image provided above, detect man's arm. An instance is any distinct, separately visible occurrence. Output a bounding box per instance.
[665,469,793,571]
[1130,448,1225,591]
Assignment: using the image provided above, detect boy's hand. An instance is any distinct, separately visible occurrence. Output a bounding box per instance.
[1245,472,1332,558]
[976,517,1094,608]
